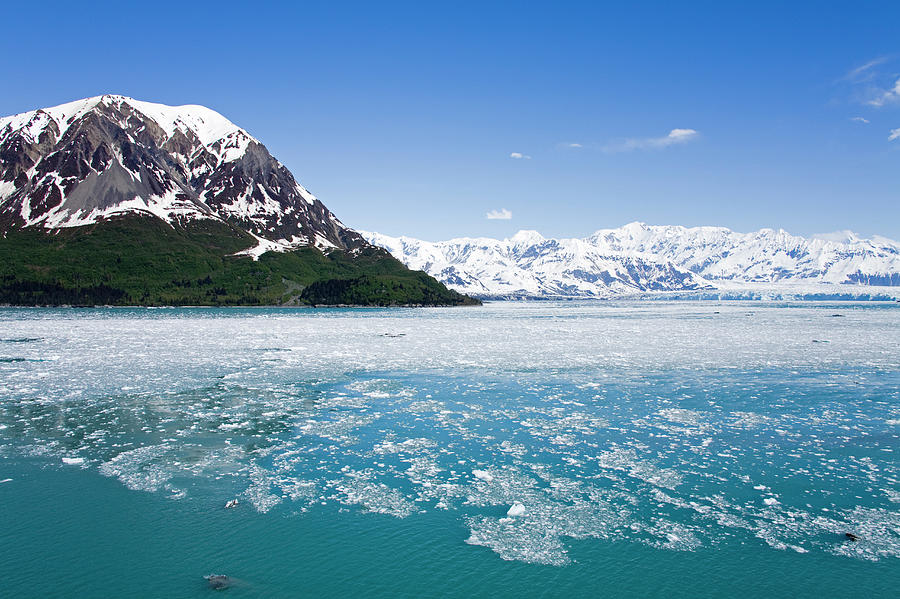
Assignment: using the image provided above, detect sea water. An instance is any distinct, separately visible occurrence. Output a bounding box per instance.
[0,301,897,597]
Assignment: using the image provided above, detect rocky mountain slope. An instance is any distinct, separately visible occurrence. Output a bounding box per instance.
[0,96,476,306]
[363,224,900,299]
[0,95,363,253]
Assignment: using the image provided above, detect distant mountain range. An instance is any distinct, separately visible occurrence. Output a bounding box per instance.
[363,223,900,299]
[0,95,476,306]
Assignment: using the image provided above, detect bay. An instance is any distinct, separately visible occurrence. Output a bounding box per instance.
[1,301,898,597]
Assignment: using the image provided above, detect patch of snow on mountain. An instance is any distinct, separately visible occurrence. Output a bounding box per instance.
[233,234,309,260]
[0,180,16,201]
[124,97,247,146]
[0,97,102,143]
[38,190,210,229]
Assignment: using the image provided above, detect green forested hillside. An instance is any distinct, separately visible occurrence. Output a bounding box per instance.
[0,216,479,307]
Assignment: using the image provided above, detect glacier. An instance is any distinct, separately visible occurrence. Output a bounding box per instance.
[363,223,900,299]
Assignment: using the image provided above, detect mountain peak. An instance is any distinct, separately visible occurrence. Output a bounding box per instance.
[509,230,544,245]
[0,95,251,149]
[812,230,861,244]
[0,95,366,254]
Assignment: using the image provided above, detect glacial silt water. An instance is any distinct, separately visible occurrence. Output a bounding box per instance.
[0,302,898,597]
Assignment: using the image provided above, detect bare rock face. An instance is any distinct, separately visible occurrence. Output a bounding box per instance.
[0,95,367,252]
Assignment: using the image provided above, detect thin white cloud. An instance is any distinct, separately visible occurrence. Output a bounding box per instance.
[844,56,890,82]
[486,208,512,220]
[555,142,585,150]
[867,77,900,107]
[889,128,900,141]
[662,129,699,144]
[509,152,531,159]
[604,128,699,152]
[851,116,870,123]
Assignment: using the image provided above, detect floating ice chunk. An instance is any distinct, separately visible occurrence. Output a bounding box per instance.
[465,514,570,566]
[0,478,12,484]
[98,445,174,493]
[473,469,494,483]
[218,421,249,431]
[334,479,418,518]
[242,464,283,514]
[507,502,526,517]
[646,519,703,551]
[62,457,85,465]
[753,485,768,491]
[763,497,780,506]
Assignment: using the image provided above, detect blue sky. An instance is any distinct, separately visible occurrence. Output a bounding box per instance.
[2,1,899,240]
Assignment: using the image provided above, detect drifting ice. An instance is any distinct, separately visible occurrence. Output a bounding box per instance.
[473,469,494,483]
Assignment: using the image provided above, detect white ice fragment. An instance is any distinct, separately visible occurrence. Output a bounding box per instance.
[0,478,12,484]
[763,497,780,506]
[507,502,526,517]
[473,469,494,483]
[62,457,85,465]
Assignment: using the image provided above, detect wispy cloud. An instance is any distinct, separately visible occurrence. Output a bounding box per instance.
[850,116,870,123]
[604,128,699,153]
[843,56,891,83]
[840,56,900,107]
[867,77,900,107]
[889,128,900,141]
[486,208,512,220]
[563,142,583,148]
[509,152,531,159]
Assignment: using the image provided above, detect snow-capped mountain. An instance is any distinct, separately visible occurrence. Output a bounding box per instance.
[363,224,900,298]
[362,229,714,298]
[587,222,900,286]
[0,95,365,254]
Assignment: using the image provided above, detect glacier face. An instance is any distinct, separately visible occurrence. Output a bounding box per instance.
[0,95,365,252]
[363,223,900,298]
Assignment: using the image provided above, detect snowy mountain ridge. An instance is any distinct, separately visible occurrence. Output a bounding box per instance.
[0,95,363,253]
[0,95,247,148]
[363,224,900,298]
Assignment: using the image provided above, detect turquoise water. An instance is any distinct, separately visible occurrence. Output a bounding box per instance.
[1,302,898,597]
